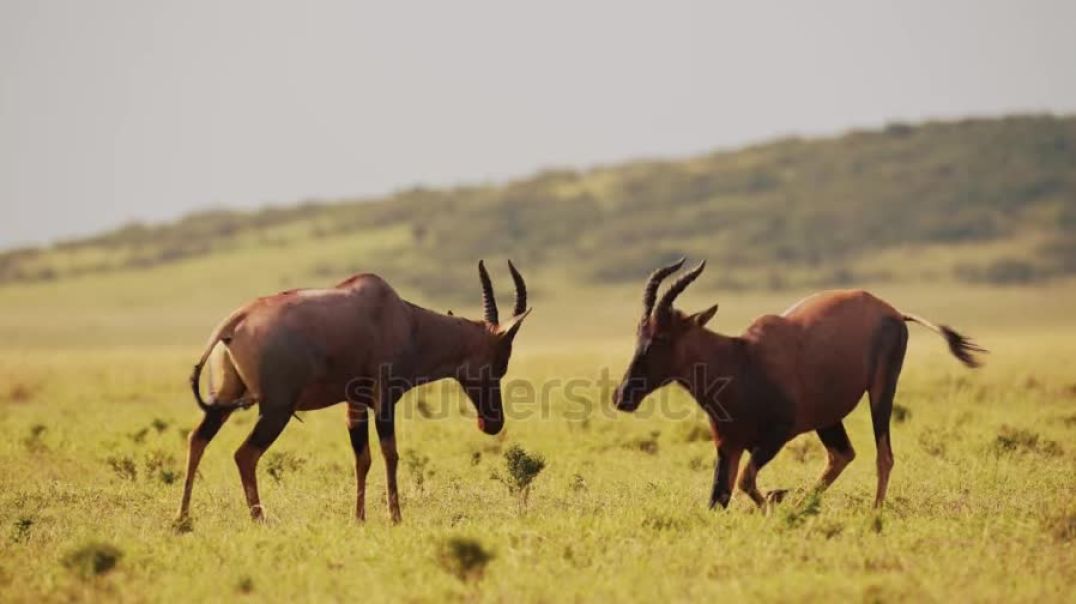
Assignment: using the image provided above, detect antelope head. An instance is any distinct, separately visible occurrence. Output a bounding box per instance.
[613,258,718,412]
[456,260,531,434]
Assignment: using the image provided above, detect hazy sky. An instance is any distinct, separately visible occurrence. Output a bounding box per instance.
[2,0,1075,247]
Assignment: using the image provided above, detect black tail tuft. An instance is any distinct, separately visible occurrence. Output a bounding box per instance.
[190,363,211,412]
[939,326,988,368]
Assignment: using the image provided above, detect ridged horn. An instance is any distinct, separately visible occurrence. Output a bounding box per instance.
[478,260,498,324]
[508,260,527,318]
[655,260,706,324]
[641,257,686,323]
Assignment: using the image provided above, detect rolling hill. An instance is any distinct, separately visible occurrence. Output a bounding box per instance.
[2,114,1074,304]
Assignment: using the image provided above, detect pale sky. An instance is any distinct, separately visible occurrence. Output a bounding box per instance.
[2,0,1074,248]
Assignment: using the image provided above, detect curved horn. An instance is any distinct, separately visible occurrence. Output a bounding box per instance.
[655,260,706,324]
[507,260,527,317]
[477,260,499,324]
[641,257,686,322]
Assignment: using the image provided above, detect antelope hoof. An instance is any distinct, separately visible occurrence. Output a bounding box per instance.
[249,504,266,522]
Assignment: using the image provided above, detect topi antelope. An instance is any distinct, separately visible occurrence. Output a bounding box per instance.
[613,259,985,509]
[179,261,531,523]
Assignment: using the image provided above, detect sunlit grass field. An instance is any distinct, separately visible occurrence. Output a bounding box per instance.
[1,274,1074,602]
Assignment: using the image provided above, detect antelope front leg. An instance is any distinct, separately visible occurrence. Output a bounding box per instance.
[709,446,743,509]
[737,425,791,512]
[347,402,372,522]
[375,396,402,524]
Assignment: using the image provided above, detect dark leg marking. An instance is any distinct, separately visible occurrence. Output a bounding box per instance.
[815,422,856,491]
[375,392,402,524]
[738,423,792,509]
[234,405,293,520]
[348,402,372,522]
[710,446,743,509]
[868,317,908,508]
[195,408,230,440]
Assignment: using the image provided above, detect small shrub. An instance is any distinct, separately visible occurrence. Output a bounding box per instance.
[128,428,149,445]
[264,451,306,483]
[150,418,170,434]
[10,516,33,543]
[436,537,493,583]
[993,425,1062,457]
[569,474,588,493]
[781,491,822,528]
[403,450,433,493]
[62,542,122,578]
[870,514,884,534]
[623,430,660,455]
[237,575,255,594]
[687,456,709,472]
[106,455,138,481]
[679,422,711,443]
[144,449,181,484]
[491,445,546,511]
[918,427,949,458]
[892,404,912,423]
[21,424,48,453]
[4,382,37,402]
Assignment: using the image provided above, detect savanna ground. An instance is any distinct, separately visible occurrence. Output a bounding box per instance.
[1,270,1074,603]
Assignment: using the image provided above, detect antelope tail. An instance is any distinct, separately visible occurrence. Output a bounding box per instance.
[189,308,247,412]
[902,313,987,368]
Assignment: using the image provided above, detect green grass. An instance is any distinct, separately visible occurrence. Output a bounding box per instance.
[1,278,1074,602]
[2,111,1073,602]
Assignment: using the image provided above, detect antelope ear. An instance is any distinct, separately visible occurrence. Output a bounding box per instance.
[497,307,532,340]
[691,304,719,327]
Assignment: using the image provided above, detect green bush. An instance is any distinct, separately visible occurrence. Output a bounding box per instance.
[436,537,493,583]
[62,542,122,579]
[492,445,546,511]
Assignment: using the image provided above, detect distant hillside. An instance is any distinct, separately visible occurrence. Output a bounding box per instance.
[2,114,1074,301]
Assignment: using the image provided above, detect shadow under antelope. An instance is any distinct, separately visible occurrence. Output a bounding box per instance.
[179,261,531,523]
[613,259,986,509]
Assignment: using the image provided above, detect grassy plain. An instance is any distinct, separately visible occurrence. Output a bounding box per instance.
[1,267,1074,602]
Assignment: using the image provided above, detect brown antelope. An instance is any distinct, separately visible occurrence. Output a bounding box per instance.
[179,261,531,523]
[613,259,985,510]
